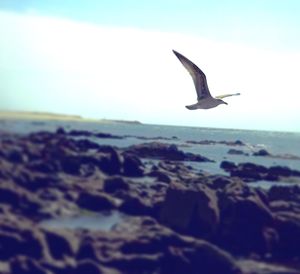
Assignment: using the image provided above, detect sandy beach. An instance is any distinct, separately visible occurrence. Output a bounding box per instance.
[0,111,142,125]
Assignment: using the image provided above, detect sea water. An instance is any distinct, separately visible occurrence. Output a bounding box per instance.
[1,119,299,173]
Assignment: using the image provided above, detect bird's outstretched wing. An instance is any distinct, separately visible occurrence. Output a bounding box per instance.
[215,93,241,99]
[172,50,212,101]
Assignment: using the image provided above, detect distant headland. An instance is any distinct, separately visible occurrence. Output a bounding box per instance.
[0,110,142,125]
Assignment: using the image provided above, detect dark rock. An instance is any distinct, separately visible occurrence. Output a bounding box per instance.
[27,160,58,173]
[292,169,300,177]
[187,140,217,145]
[267,186,300,259]
[41,262,75,274]
[253,149,271,156]
[6,149,25,163]
[264,173,279,181]
[76,241,98,261]
[120,238,159,254]
[61,156,82,175]
[69,155,98,177]
[273,212,300,259]
[221,160,300,182]
[228,149,249,156]
[43,229,75,260]
[0,184,21,206]
[103,177,129,193]
[217,180,275,255]
[68,130,94,137]
[234,163,268,180]
[120,195,153,216]
[75,260,103,274]
[0,158,9,179]
[255,187,270,208]
[128,135,177,141]
[106,254,160,271]
[220,140,245,146]
[156,160,197,180]
[15,171,60,192]
[75,139,100,150]
[64,129,123,139]
[185,151,213,162]
[28,131,58,144]
[0,219,44,260]
[269,200,295,213]
[150,182,168,193]
[187,139,245,147]
[211,176,233,189]
[161,243,241,274]
[220,161,237,171]
[128,142,184,160]
[160,182,219,239]
[234,140,244,146]
[97,145,119,154]
[95,132,123,139]
[127,142,212,162]
[111,217,241,274]
[221,162,269,181]
[56,127,66,135]
[0,231,24,260]
[18,230,45,260]
[268,185,300,202]
[268,166,292,177]
[10,256,47,274]
[97,148,122,175]
[148,170,172,183]
[77,192,116,211]
[122,154,144,177]
[0,182,42,215]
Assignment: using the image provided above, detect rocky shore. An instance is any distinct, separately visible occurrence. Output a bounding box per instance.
[0,128,300,273]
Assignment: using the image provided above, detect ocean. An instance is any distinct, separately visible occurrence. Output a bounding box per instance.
[1,119,300,186]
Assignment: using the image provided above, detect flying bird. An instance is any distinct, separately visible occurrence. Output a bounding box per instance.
[173,50,240,110]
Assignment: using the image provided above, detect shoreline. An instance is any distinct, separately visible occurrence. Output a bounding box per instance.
[1,110,299,134]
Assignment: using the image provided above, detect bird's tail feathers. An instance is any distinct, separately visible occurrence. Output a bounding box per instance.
[185,103,199,110]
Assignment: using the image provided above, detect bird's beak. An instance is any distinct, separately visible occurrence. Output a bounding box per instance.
[224,102,228,105]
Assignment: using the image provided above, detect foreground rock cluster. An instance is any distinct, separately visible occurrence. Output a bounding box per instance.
[0,129,300,274]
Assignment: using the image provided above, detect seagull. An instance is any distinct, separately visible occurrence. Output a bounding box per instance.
[173,50,240,110]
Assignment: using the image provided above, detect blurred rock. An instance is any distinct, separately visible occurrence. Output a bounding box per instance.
[10,256,48,274]
[127,142,213,162]
[77,192,117,211]
[122,154,144,177]
[1,129,299,273]
[228,149,249,156]
[220,161,300,182]
[253,149,271,156]
[103,177,129,193]
[160,182,219,239]
[217,180,275,255]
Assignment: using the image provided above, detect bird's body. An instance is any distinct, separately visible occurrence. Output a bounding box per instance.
[172,50,240,110]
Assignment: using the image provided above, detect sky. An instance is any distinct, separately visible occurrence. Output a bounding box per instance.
[1,0,300,132]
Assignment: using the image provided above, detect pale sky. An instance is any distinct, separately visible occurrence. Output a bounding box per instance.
[1,1,300,132]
